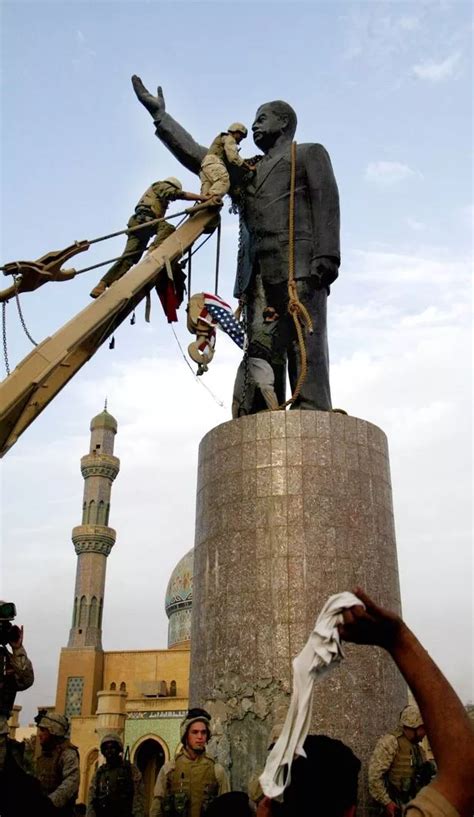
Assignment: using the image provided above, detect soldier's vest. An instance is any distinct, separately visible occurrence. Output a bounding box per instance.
[136,183,172,219]
[165,753,219,817]
[206,134,228,162]
[93,760,135,817]
[0,648,18,718]
[36,739,79,797]
[386,734,425,802]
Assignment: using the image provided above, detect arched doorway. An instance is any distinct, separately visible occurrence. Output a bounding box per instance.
[134,738,166,812]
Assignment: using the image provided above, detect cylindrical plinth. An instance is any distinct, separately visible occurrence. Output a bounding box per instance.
[190,411,406,811]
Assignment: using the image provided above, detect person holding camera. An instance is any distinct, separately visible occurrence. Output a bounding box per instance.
[0,602,34,771]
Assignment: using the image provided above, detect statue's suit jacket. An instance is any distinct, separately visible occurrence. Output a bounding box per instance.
[235,142,340,296]
[151,114,340,297]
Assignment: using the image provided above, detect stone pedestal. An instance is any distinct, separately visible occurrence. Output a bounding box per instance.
[95,689,127,745]
[190,411,406,813]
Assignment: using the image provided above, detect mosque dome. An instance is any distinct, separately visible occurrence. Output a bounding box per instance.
[165,549,193,649]
[90,408,117,433]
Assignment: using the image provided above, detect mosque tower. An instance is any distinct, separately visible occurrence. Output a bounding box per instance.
[68,406,120,649]
[55,407,120,720]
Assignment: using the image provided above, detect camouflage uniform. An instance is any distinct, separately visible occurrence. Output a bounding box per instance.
[87,759,144,817]
[200,132,246,198]
[35,737,80,815]
[0,642,34,770]
[369,731,428,809]
[100,180,180,287]
[150,748,229,817]
[405,785,460,817]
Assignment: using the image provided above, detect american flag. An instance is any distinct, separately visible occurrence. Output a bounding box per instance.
[201,292,245,349]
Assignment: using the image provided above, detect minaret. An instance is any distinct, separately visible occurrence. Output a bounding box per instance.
[67,406,120,649]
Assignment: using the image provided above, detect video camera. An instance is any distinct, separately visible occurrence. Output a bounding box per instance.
[0,601,21,646]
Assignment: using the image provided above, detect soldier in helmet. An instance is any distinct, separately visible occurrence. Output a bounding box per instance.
[199,124,255,200]
[368,704,435,815]
[150,707,229,817]
[90,178,208,298]
[34,712,80,815]
[86,732,144,817]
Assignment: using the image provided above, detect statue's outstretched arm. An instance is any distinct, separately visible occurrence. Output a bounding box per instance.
[132,76,207,175]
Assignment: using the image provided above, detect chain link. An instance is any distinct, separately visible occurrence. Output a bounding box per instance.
[2,302,10,376]
[14,276,38,346]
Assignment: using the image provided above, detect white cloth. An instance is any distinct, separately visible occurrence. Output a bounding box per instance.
[259,591,363,799]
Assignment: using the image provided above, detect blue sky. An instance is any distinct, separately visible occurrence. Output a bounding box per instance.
[1,0,472,722]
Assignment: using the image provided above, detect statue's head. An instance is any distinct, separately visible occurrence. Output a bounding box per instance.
[252,101,297,151]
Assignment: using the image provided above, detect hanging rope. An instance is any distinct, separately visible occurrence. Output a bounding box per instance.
[214,219,221,295]
[13,276,37,346]
[279,141,313,409]
[2,302,10,375]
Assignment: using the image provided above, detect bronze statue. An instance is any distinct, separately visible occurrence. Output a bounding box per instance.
[132,77,340,411]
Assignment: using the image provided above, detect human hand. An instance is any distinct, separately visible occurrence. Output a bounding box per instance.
[338,588,403,651]
[313,257,339,287]
[131,76,166,120]
[256,796,273,817]
[9,624,23,649]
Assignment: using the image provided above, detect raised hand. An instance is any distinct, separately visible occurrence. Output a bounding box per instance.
[131,76,166,120]
[338,588,403,650]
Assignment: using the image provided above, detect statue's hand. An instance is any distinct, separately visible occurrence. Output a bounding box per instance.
[131,75,166,120]
[313,257,339,288]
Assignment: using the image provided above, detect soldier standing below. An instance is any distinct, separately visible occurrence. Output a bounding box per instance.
[86,733,144,817]
[0,610,34,771]
[200,124,255,200]
[150,708,230,817]
[90,178,208,298]
[368,704,435,815]
[35,712,80,815]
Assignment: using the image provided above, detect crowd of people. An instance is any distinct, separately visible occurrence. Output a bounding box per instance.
[1,589,472,817]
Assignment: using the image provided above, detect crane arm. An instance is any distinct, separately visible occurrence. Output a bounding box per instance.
[0,207,219,457]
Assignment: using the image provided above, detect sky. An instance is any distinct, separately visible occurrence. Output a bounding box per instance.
[0,0,472,724]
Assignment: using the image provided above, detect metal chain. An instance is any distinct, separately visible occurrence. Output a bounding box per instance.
[2,302,10,375]
[13,276,38,346]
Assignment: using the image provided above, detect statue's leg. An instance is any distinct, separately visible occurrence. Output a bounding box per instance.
[288,279,332,411]
[247,274,287,410]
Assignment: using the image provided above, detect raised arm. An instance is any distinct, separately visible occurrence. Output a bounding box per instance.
[339,588,474,817]
[132,76,207,175]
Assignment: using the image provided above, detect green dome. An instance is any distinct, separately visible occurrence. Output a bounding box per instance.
[90,409,117,433]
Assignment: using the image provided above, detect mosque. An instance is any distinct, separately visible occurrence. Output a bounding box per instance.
[24,407,193,807]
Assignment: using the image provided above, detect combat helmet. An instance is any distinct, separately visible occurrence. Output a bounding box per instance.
[180,707,212,744]
[164,177,183,191]
[400,704,423,728]
[227,122,248,137]
[37,712,70,737]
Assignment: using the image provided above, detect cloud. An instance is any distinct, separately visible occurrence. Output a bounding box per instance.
[406,218,426,232]
[365,161,422,185]
[412,51,462,81]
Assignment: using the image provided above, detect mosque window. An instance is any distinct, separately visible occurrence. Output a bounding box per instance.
[110,682,116,690]
[97,500,106,525]
[89,597,98,627]
[98,599,104,627]
[65,676,84,717]
[170,680,177,697]
[87,500,96,524]
[120,681,126,691]
[72,597,78,627]
[82,502,87,524]
[79,596,87,627]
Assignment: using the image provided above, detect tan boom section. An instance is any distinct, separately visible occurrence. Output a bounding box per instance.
[0,208,218,457]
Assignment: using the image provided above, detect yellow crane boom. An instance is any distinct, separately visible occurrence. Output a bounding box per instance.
[0,207,218,457]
